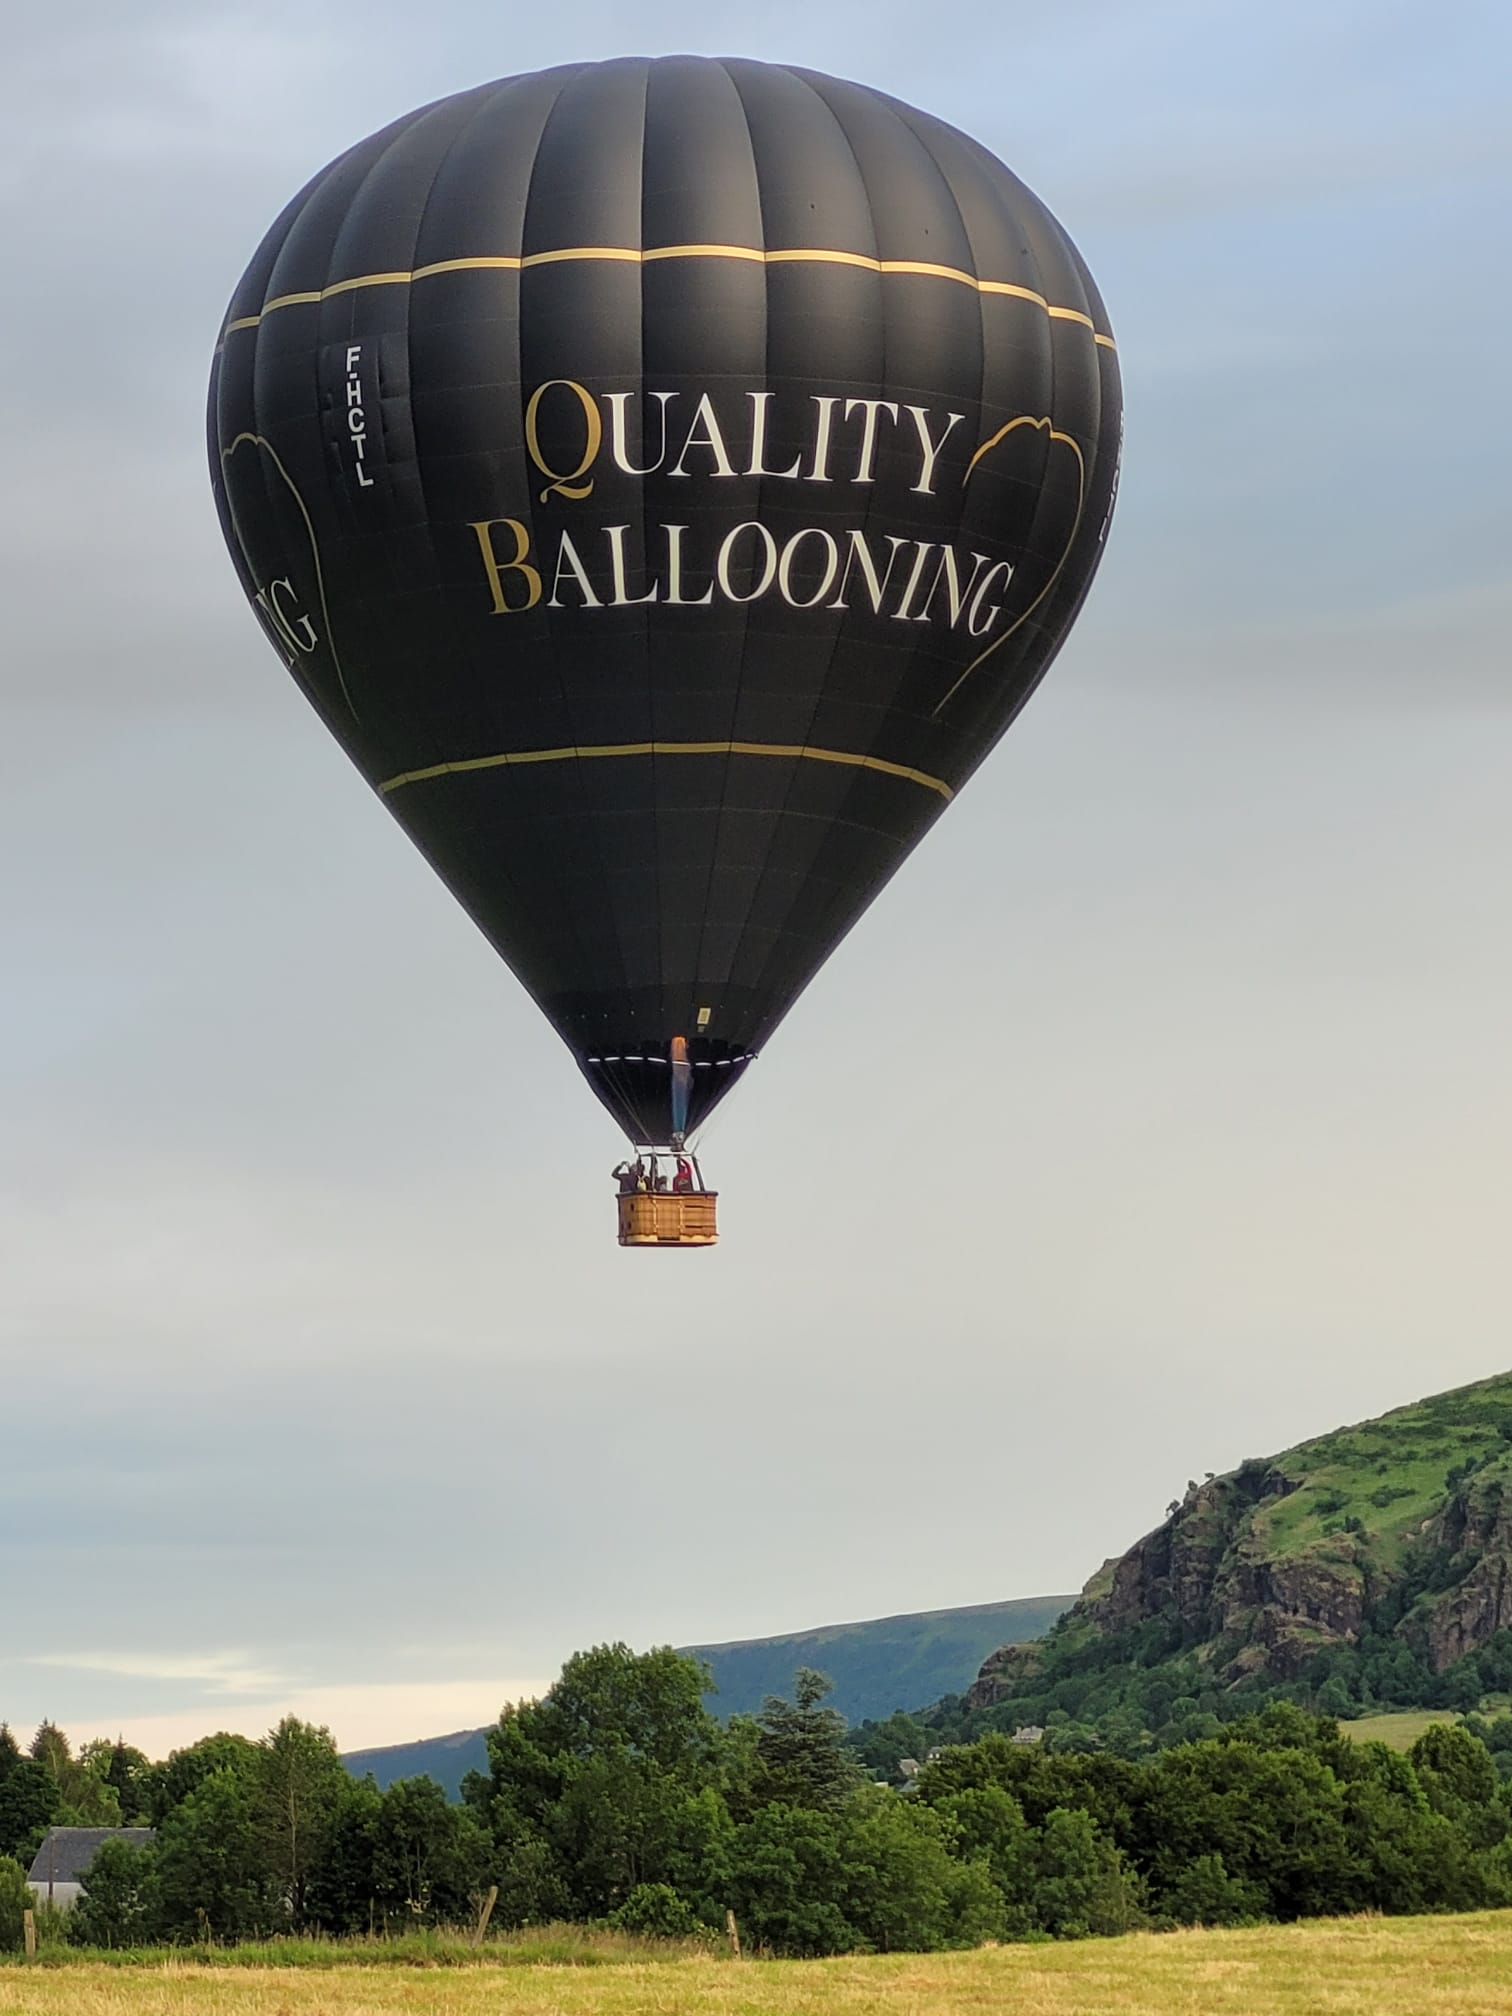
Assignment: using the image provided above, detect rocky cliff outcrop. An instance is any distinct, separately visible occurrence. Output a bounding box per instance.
[965,1374,1512,1706]
[964,1641,1042,1712]
[1413,1473,1512,1671]
[1079,1466,1296,1643]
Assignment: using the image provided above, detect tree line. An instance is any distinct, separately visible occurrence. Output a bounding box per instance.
[851,1607,1512,1771]
[5,1649,1512,1956]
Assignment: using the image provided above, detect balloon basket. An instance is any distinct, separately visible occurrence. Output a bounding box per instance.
[617,1190,719,1249]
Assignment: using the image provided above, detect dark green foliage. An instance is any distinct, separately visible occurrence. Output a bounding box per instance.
[71,1838,163,1948]
[100,1743,153,1825]
[931,1781,1035,1925]
[1159,1851,1267,1926]
[846,1711,934,1784]
[1409,1723,1505,1851]
[343,1599,1079,1795]
[11,1653,1512,1959]
[0,1758,57,1863]
[721,1803,857,1956]
[463,1643,733,1923]
[25,1725,123,1827]
[608,1882,705,1938]
[837,1793,1005,1951]
[256,1717,351,1924]
[372,1776,489,1925]
[29,1722,69,1775]
[147,1733,261,1826]
[0,1855,31,1954]
[753,1671,864,1811]
[721,1796,999,1956]
[154,1767,280,1941]
[303,1775,383,1935]
[1030,1808,1143,1937]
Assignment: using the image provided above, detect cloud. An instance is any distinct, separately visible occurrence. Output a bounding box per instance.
[52,1681,550,1759]
[26,1650,292,1697]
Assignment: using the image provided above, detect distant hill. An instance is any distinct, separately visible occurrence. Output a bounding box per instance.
[960,1371,1512,1740]
[343,1593,1072,1796]
[344,1725,490,1799]
[691,1594,1072,1723]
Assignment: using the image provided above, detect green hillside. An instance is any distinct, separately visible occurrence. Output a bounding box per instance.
[944,1371,1512,1756]
[344,1593,1071,1794]
[690,1594,1071,1722]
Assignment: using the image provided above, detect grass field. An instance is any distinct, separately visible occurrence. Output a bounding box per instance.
[4,1914,1512,2016]
[1344,1709,1462,1749]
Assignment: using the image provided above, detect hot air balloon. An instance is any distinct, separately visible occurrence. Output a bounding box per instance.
[209,56,1122,1247]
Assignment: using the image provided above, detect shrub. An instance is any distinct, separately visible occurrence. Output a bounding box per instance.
[0,1855,31,1954]
[1160,1851,1268,1927]
[607,1883,704,1939]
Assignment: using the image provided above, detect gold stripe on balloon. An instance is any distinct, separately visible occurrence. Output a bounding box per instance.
[219,245,1118,348]
[377,740,954,802]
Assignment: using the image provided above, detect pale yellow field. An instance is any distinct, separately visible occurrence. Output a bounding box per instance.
[1344,1709,1461,1749]
[4,1914,1512,2016]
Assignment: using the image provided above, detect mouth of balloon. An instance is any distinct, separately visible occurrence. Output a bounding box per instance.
[581,1039,756,1146]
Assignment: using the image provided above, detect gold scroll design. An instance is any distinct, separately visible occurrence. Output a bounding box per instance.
[930,416,1086,720]
[217,247,1116,352]
[220,432,356,723]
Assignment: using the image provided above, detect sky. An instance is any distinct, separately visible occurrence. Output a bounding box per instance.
[2,0,1510,1757]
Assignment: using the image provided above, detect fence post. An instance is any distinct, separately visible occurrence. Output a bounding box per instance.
[23,1910,36,1961]
[472,1885,499,1948]
[725,1908,741,1959]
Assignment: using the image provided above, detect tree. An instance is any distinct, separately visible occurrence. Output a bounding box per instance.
[1315,1677,1354,1720]
[466,1645,730,1920]
[838,1791,1004,1952]
[1340,1761,1491,1915]
[917,1734,1148,1861]
[304,1776,382,1936]
[753,1671,864,1812]
[147,1733,261,1826]
[726,1803,857,1955]
[1160,1851,1267,1926]
[77,1741,153,1826]
[1139,1740,1355,1921]
[846,1711,934,1785]
[492,1834,572,1931]
[608,1881,704,1938]
[23,1723,120,1827]
[0,1759,57,1863]
[29,1723,69,1776]
[255,1717,350,1924]
[1032,1808,1143,1938]
[0,1727,22,1780]
[72,1838,163,1948]
[0,1856,32,1954]
[372,1777,489,1926]
[546,1644,720,1775]
[1411,1724,1499,1816]
[155,1768,279,1941]
[931,1783,1037,1934]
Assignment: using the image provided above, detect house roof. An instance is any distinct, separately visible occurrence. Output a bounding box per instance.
[26,1827,155,1885]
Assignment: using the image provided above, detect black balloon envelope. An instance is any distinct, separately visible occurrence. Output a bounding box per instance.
[209,56,1122,1152]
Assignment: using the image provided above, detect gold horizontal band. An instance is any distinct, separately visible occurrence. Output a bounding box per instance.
[378,738,953,801]
[221,244,1116,348]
